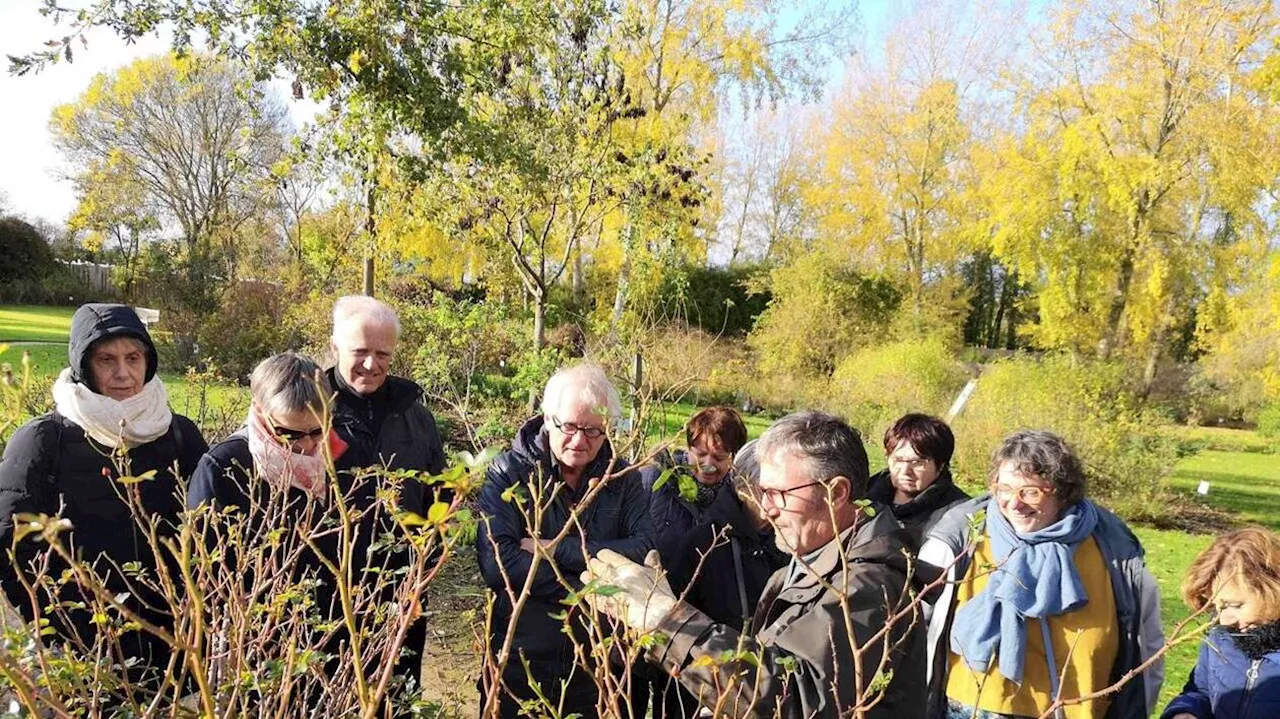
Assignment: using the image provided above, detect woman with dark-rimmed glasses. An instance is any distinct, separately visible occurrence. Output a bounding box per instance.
[918,430,1165,719]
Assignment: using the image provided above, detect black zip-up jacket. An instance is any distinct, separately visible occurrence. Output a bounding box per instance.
[475,415,653,661]
[641,449,715,566]
[187,432,387,618]
[666,484,788,631]
[0,305,206,664]
[326,367,446,515]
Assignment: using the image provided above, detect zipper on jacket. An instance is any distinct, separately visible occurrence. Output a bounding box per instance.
[1239,658,1262,716]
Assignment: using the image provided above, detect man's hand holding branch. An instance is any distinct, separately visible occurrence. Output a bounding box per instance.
[581,549,679,634]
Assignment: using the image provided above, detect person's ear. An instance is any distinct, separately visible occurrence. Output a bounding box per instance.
[830,475,852,504]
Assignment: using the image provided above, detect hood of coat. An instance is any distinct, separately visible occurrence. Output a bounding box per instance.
[511,414,621,486]
[68,303,159,390]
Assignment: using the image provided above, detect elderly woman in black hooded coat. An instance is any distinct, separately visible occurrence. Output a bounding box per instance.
[0,303,207,680]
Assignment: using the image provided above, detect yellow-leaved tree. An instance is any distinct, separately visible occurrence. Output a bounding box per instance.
[981,0,1280,390]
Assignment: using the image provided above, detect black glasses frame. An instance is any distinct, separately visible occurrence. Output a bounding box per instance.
[550,416,606,439]
[758,479,827,508]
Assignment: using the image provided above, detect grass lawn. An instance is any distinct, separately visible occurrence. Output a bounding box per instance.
[1134,525,1214,714]
[1136,436,1280,714]
[0,305,74,342]
[1163,424,1277,454]
[1165,450,1280,530]
[0,342,66,379]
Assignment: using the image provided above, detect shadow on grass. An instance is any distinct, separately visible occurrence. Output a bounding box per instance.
[1164,457,1280,532]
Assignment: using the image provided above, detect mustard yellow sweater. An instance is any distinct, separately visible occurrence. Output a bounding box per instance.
[945,535,1119,719]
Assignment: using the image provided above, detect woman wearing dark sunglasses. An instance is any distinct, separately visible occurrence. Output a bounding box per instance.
[188,351,344,509]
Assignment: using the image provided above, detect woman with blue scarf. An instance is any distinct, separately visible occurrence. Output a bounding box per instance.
[918,430,1164,719]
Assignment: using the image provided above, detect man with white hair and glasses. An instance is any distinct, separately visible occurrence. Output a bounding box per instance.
[475,363,653,719]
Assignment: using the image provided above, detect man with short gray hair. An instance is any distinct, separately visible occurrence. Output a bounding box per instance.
[327,295,445,491]
[585,411,926,718]
[325,295,446,696]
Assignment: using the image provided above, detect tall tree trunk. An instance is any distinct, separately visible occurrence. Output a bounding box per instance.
[1098,245,1136,359]
[572,239,584,300]
[1140,301,1173,399]
[1005,293,1018,350]
[362,183,377,297]
[1140,340,1162,400]
[533,292,547,352]
[989,266,1015,349]
[611,199,639,334]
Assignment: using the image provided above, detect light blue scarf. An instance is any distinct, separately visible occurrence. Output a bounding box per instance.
[950,496,1100,684]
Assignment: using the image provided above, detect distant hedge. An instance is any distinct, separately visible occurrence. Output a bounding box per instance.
[654,263,770,336]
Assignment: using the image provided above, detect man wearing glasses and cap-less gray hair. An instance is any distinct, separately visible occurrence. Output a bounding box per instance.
[475,362,653,719]
[583,411,927,719]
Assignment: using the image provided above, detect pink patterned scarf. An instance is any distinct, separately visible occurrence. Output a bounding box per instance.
[245,406,347,502]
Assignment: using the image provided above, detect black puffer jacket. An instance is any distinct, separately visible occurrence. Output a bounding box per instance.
[326,368,446,515]
[0,305,206,662]
[475,416,653,661]
[187,432,387,616]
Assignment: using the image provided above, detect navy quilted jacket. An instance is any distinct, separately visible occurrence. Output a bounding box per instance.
[1162,627,1280,719]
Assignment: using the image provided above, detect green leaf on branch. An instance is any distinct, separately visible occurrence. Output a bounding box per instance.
[426,501,450,524]
[677,474,699,503]
[651,467,675,492]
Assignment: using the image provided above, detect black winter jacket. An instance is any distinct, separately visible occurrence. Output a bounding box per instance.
[640,449,718,566]
[326,368,446,516]
[186,433,396,618]
[665,485,787,631]
[475,416,653,661]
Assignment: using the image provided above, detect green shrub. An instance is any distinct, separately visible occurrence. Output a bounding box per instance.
[398,294,559,451]
[194,280,297,383]
[951,353,1180,515]
[829,337,969,440]
[0,347,55,449]
[654,264,771,336]
[748,253,902,377]
[1258,404,1280,439]
[0,217,56,287]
